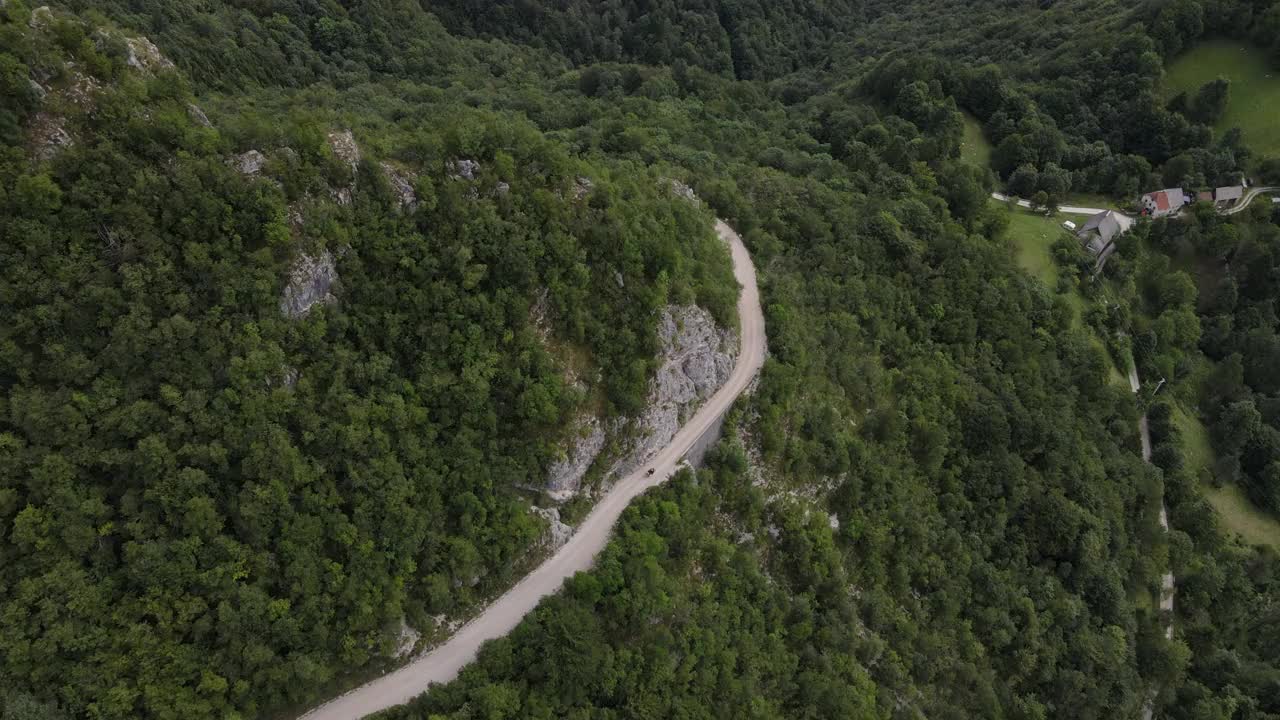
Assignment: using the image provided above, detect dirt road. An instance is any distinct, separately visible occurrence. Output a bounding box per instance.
[299,220,766,720]
[1222,186,1279,215]
[1134,364,1176,720]
[990,192,1111,216]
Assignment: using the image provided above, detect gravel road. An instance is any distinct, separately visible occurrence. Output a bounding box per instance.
[298,220,766,720]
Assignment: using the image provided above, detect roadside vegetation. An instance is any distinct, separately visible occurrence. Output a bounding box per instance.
[4,0,1280,719]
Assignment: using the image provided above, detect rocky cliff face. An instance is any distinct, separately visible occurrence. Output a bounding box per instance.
[530,506,574,549]
[545,416,606,501]
[613,304,736,476]
[279,250,338,319]
[328,130,361,205]
[381,161,418,210]
[543,304,736,499]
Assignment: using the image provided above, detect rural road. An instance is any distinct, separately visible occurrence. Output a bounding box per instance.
[1222,186,1279,215]
[298,220,766,720]
[1133,363,1175,720]
[990,192,1109,216]
[1129,364,1175,629]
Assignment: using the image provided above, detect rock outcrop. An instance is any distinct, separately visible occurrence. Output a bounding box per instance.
[328,130,361,175]
[392,618,420,659]
[29,6,53,29]
[232,149,266,176]
[545,417,605,501]
[540,305,735,498]
[381,161,417,210]
[187,103,211,128]
[530,506,574,549]
[124,36,174,74]
[328,130,361,205]
[668,179,700,206]
[612,305,736,477]
[279,250,338,319]
[29,113,71,161]
[448,159,480,181]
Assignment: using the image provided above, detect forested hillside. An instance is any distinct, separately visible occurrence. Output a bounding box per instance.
[5,0,1280,719]
[1,3,735,717]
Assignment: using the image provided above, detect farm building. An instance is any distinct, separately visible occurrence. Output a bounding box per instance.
[1140,188,1188,218]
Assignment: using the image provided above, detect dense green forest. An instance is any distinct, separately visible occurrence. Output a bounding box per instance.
[1064,197,1280,719]
[1,2,735,717]
[4,0,1280,719]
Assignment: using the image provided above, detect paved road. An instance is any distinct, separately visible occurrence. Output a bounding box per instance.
[990,192,1109,216]
[1222,186,1280,215]
[298,220,767,720]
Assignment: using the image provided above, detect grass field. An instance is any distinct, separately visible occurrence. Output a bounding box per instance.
[1164,40,1280,157]
[997,203,1131,385]
[960,113,992,169]
[1001,204,1075,291]
[1060,193,1127,211]
[1169,400,1280,548]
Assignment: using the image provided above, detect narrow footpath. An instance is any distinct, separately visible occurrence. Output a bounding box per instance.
[1133,363,1175,720]
[298,220,767,720]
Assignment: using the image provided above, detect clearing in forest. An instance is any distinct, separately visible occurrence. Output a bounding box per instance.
[960,113,992,169]
[1169,400,1280,549]
[1164,40,1280,157]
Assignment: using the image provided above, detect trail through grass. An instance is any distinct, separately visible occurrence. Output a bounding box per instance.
[960,113,992,169]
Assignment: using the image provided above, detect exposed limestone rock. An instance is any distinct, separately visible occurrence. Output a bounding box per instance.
[392,617,420,659]
[328,130,361,176]
[289,206,306,232]
[611,305,736,478]
[530,288,553,341]
[280,249,338,319]
[28,79,46,100]
[448,159,480,180]
[613,270,625,288]
[828,513,840,530]
[668,179,700,206]
[530,506,574,549]
[572,176,594,200]
[29,112,72,161]
[381,161,417,210]
[54,65,101,109]
[546,416,605,500]
[187,103,211,128]
[327,131,360,205]
[29,6,53,29]
[495,181,510,196]
[233,149,266,176]
[124,36,174,74]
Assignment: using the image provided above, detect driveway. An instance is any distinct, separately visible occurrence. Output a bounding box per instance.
[991,192,1110,216]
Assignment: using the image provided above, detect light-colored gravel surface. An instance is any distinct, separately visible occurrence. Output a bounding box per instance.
[298,220,766,720]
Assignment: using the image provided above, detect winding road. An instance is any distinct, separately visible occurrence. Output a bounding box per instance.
[994,186,1280,219]
[299,220,766,720]
[1222,186,1280,215]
